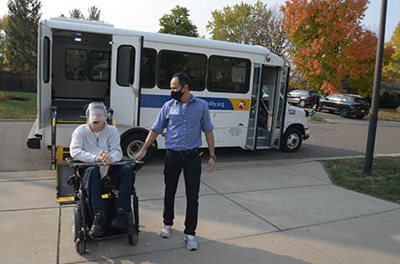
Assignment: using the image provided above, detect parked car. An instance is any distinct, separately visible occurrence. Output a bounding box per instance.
[287,90,320,107]
[320,93,370,119]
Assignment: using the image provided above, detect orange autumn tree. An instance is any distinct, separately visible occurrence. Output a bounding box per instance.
[283,0,377,95]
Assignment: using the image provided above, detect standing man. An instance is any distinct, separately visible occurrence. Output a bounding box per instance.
[70,102,134,237]
[135,72,216,251]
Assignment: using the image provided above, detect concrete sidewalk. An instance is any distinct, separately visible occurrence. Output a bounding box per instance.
[0,160,399,264]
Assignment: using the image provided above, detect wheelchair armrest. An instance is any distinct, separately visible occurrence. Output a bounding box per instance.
[66,158,86,168]
[66,158,143,170]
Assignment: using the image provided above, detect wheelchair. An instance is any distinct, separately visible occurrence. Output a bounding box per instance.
[66,159,142,255]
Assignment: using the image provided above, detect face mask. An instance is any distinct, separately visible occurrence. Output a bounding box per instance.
[170,88,185,101]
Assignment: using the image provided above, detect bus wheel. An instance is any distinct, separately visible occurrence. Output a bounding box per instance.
[281,128,302,152]
[121,133,153,160]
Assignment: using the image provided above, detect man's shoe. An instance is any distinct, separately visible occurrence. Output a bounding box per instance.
[89,213,106,237]
[160,225,172,238]
[110,208,127,230]
[184,234,198,251]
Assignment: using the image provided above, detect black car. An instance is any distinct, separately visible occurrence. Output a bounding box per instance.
[287,90,320,107]
[320,94,370,119]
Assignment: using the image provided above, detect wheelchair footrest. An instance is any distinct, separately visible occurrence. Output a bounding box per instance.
[89,226,139,241]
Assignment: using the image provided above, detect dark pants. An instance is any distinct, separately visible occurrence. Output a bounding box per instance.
[163,149,201,236]
[82,164,134,215]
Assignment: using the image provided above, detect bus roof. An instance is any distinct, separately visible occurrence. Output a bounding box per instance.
[43,18,283,66]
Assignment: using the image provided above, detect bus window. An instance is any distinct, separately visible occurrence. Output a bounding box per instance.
[43,37,50,83]
[158,50,207,91]
[65,49,87,80]
[208,56,250,93]
[141,48,157,88]
[117,45,135,86]
[88,51,110,81]
[261,66,278,112]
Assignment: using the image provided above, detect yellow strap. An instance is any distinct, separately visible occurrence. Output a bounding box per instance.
[57,196,75,203]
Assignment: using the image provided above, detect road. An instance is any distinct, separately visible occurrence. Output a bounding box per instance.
[0,114,399,171]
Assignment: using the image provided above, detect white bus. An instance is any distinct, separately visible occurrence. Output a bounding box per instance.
[27,18,311,168]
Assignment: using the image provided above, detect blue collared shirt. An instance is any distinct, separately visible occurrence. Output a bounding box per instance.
[151,95,214,151]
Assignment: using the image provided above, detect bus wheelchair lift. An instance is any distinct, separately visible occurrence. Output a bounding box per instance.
[66,159,143,255]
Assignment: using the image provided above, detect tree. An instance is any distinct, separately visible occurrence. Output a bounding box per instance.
[159,5,198,37]
[69,9,84,19]
[0,15,9,70]
[4,0,41,73]
[87,6,101,21]
[207,3,253,43]
[383,22,400,85]
[207,1,290,63]
[283,0,379,95]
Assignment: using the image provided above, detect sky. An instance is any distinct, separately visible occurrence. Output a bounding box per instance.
[0,0,399,42]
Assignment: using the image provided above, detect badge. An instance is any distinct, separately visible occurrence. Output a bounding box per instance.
[170,106,179,115]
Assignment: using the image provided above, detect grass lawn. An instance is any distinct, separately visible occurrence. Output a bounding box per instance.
[378,108,400,122]
[322,157,400,204]
[310,114,326,123]
[0,91,37,119]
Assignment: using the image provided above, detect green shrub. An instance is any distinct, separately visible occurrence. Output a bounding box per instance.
[380,92,400,109]
[397,105,400,113]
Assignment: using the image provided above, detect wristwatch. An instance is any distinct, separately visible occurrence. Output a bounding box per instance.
[209,155,216,161]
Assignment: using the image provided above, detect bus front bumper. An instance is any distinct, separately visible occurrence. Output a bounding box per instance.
[303,128,310,140]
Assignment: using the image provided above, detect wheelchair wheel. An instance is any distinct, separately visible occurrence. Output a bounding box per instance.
[75,239,86,254]
[128,234,138,246]
[73,204,82,242]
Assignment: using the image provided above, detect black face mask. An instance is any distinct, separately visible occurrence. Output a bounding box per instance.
[170,88,185,101]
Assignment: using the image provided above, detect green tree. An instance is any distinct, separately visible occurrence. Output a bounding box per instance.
[383,22,400,85]
[159,5,198,37]
[69,9,84,19]
[0,15,9,70]
[4,0,41,73]
[207,1,290,63]
[87,6,101,21]
[207,2,253,43]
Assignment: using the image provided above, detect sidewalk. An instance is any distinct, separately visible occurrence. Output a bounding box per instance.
[0,160,399,264]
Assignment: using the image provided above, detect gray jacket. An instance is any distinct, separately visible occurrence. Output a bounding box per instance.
[70,124,122,162]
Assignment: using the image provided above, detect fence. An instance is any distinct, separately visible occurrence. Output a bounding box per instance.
[0,71,36,92]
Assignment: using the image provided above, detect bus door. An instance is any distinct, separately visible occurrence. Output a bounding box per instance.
[110,35,143,126]
[270,67,289,149]
[38,23,52,128]
[245,65,262,150]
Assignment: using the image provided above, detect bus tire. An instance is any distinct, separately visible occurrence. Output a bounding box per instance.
[121,132,153,161]
[281,127,302,152]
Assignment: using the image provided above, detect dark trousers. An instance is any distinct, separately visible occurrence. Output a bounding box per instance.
[163,149,201,236]
[82,164,134,215]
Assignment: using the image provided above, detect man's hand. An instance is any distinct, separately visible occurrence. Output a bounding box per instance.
[134,149,147,161]
[208,157,216,172]
[95,149,112,165]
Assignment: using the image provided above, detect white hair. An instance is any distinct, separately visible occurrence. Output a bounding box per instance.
[85,101,107,120]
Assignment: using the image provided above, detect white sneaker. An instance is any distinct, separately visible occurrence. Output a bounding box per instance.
[184,234,198,251]
[160,225,172,238]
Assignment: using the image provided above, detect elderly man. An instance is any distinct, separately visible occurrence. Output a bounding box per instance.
[70,102,134,237]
